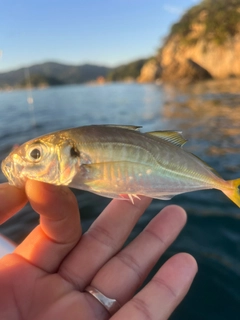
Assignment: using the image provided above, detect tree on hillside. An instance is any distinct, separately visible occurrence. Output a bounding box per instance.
[106,59,148,81]
[166,0,240,45]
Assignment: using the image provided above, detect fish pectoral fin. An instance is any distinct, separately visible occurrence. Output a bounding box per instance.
[68,163,103,189]
[146,131,187,147]
[84,179,111,191]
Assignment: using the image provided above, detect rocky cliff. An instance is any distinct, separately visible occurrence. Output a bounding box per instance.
[160,33,240,82]
[152,0,240,82]
[137,59,162,83]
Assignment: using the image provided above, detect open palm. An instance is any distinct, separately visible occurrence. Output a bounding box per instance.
[0,181,197,320]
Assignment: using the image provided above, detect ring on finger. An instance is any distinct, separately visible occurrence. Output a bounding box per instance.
[85,285,121,316]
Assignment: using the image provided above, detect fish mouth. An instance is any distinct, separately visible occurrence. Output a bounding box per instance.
[1,158,25,188]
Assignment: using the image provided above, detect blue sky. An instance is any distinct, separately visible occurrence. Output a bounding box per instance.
[0,0,199,72]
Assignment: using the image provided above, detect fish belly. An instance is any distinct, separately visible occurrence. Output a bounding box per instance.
[69,159,215,200]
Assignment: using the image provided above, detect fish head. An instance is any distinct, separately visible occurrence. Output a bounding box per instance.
[1,134,81,188]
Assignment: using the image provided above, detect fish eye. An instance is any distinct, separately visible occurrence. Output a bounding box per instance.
[27,143,45,162]
[30,148,41,160]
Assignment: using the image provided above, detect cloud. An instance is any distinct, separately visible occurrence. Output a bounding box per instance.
[163,5,183,15]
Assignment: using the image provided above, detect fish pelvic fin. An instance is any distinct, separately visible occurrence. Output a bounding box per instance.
[222,178,240,207]
[119,194,141,204]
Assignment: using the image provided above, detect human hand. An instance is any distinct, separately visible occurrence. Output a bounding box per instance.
[0,181,197,320]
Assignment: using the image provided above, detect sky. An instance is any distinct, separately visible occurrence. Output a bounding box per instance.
[0,0,199,72]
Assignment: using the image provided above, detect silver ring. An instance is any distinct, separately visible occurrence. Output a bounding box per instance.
[84,285,121,315]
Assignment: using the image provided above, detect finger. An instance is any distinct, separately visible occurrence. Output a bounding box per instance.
[59,196,152,289]
[112,253,197,320]
[0,183,27,224]
[89,205,187,305]
[15,180,81,272]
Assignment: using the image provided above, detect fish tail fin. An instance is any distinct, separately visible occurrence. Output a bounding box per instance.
[222,178,240,207]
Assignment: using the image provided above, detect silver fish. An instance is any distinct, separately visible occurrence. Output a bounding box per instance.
[1,125,240,206]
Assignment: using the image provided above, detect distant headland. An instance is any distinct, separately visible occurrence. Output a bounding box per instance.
[0,60,148,90]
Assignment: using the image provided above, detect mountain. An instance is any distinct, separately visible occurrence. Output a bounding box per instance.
[0,62,112,89]
[157,0,240,82]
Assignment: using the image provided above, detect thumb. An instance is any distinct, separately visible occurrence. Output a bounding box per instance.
[0,183,27,224]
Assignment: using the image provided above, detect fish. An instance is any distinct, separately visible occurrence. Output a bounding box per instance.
[1,124,240,207]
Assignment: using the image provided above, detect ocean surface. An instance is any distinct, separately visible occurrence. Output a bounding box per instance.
[0,80,240,319]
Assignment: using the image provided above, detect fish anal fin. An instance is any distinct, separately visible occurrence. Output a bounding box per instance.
[159,196,173,200]
[146,131,187,147]
[151,194,174,200]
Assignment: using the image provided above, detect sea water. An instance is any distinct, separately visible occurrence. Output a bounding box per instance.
[0,80,240,319]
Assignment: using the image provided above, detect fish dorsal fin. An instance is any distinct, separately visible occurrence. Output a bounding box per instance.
[146,131,187,147]
[104,125,142,131]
